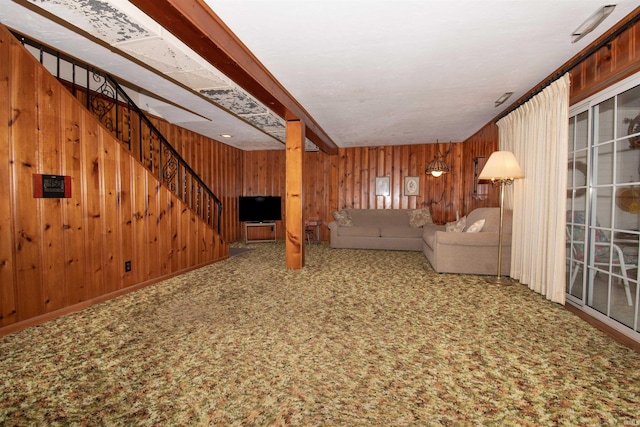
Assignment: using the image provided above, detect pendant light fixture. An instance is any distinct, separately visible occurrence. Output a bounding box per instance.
[425,141,451,177]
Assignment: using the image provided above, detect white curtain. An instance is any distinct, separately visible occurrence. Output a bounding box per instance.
[498,73,570,304]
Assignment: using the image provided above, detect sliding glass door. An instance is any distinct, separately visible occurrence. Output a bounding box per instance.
[567,75,640,337]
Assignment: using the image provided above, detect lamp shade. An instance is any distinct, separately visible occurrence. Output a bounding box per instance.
[425,158,449,177]
[478,151,524,181]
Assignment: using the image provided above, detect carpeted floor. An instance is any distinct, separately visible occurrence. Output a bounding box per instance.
[1,242,639,426]
[229,247,253,258]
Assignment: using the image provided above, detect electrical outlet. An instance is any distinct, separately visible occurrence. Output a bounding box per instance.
[124,261,131,272]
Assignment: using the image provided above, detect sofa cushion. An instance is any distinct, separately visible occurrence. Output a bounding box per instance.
[346,208,411,228]
[332,210,353,226]
[465,208,512,233]
[431,230,512,247]
[445,216,466,232]
[337,225,380,237]
[407,208,433,227]
[381,226,424,238]
[465,219,485,233]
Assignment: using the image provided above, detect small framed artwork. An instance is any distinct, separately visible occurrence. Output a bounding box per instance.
[375,176,390,196]
[404,176,420,196]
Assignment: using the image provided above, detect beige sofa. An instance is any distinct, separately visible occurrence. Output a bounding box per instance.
[422,207,512,275]
[328,208,430,251]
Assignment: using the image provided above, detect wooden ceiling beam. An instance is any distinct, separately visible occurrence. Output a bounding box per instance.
[129,0,338,155]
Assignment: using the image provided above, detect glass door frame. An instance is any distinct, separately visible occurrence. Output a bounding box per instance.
[568,72,640,342]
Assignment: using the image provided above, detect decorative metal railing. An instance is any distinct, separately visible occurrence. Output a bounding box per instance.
[15,32,222,234]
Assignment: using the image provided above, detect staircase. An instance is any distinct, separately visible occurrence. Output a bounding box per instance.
[15,32,223,235]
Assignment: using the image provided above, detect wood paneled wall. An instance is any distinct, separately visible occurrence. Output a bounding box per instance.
[242,143,470,242]
[56,84,244,244]
[570,16,640,104]
[335,144,465,223]
[242,149,338,242]
[461,124,500,212]
[150,118,243,243]
[242,150,287,241]
[0,25,227,335]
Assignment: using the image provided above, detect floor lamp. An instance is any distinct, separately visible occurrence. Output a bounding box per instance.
[478,151,524,285]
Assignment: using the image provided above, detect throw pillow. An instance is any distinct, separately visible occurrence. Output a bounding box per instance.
[332,210,353,227]
[465,219,485,233]
[407,208,433,228]
[445,216,466,232]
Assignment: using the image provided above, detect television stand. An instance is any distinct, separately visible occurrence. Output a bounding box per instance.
[244,221,277,244]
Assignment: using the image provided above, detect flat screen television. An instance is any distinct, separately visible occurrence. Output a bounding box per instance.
[239,196,282,222]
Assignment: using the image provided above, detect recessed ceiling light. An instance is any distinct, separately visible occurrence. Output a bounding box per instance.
[220,134,233,138]
[571,5,616,44]
[494,92,514,107]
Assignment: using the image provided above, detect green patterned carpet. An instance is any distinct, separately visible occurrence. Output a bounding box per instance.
[1,243,639,426]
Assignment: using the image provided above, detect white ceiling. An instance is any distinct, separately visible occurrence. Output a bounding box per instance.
[2,0,639,151]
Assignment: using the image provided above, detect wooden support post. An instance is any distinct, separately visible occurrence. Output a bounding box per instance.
[285,119,305,270]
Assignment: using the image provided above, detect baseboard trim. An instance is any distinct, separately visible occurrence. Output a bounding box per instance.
[565,303,640,354]
[0,258,223,338]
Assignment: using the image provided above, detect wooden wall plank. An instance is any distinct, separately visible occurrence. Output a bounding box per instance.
[0,30,17,326]
[199,217,209,265]
[180,202,191,268]
[614,23,632,70]
[146,179,160,280]
[328,153,339,241]
[132,168,148,284]
[367,148,377,209]
[153,129,161,177]
[389,146,397,208]
[189,208,198,266]
[37,65,66,313]
[11,42,43,320]
[570,20,640,104]
[118,149,134,288]
[418,145,428,210]
[82,117,104,300]
[352,148,361,209]
[102,132,120,294]
[158,180,170,276]
[337,150,347,210]
[358,148,369,210]
[130,109,143,167]
[169,193,179,273]
[376,147,385,209]
[399,145,409,209]
[62,93,86,303]
[384,146,393,209]
[203,135,211,188]
[410,145,419,208]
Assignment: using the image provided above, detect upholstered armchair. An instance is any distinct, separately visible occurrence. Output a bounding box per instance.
[422,207,512,275]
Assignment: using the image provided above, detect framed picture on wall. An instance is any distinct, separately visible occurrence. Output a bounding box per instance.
[375,176,390,196]
[404,176,420,196]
